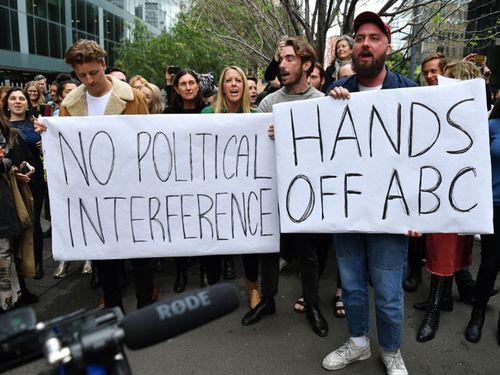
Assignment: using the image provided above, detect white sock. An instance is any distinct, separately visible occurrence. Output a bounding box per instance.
[351,336,368,348]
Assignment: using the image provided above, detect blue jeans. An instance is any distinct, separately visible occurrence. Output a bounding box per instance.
[334,233,408,352]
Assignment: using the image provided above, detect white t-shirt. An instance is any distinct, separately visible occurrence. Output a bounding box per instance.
[86,90,112,116]
[358,83,383,91]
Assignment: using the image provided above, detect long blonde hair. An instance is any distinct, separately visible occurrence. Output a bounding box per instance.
[444,61,480,81]
[213,66,251,113]
[142,82,164,114]
[25,81,45,106]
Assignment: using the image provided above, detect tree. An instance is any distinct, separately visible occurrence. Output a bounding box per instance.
[181,0,499,80]
[116,1,499,83]
[184,0,296,67]
[115,16,249,87]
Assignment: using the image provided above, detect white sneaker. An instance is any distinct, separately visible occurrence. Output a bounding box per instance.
[381,349,408,375]
[322,338,371,370]
[82,260,93,274]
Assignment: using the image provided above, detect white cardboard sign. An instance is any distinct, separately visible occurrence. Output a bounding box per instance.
[273,79,493,234]
[42,113,280,260]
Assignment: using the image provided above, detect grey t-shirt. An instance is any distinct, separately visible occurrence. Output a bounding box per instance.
[257,85,323,113]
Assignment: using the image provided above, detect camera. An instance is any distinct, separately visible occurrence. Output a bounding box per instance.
[0,284,239,375]
[20,162,34,174]
[167,66,181,75]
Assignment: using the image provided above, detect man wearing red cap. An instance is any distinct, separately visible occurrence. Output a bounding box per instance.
[322,11,417,375]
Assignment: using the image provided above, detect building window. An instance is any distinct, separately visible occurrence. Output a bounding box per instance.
[49,22,61,57]
[47,0,61,23]
[86,2,97,35]
[35,17,49,56]
[33,0,48,18]
[0,2,20,51]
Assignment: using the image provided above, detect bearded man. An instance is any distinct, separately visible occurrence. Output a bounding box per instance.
[322,12,418,375]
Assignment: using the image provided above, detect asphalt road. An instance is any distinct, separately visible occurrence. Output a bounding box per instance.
[4,235,500,375]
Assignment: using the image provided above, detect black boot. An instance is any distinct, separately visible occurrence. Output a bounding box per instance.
[241,297,276,326]
[223,256,236,280]
[305,305,328,337]
[34,262,44,280]
[33,245,44,280]
[18,276,39,304]
[416,275,448,342]
[403,270,421,293]
[465,305,486,343]
[414,276,453,311]
[174,269,187,293]
[455,269,475,304]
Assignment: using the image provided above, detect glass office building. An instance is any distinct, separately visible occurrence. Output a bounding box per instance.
[0,0,182,85]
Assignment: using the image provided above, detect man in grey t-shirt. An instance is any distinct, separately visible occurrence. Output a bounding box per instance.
[241,37,330,338]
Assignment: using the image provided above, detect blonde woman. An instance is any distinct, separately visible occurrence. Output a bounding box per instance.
[25,81,46,117]
[129,75,148,90]
[140,82,164,114]
[202,66,253,114]
[201,66,260,308]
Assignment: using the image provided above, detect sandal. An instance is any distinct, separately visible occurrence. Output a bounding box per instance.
[293,297,305,313]
[334,295,345,318]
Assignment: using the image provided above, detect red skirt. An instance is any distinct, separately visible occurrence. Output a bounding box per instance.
[426,234,473,276]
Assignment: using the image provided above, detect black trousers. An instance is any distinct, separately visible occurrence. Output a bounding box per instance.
[475,205,500,307]
[242,254,259,282]
[95,258,154,311]
[407,235,426,276]
[259,233,332,305]
[294,233,332,305]
[29,179,45,267]
[203,255,222,285]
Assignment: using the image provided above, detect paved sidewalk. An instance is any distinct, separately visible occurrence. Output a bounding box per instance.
[10,236,500,375]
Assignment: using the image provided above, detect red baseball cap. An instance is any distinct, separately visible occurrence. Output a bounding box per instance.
[354,11,391,44]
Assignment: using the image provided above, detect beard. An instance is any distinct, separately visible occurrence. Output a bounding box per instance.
[282,68,303,88]
[353,49,387,80]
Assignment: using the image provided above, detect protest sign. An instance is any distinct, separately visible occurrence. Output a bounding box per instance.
[41,113,279,260]
[273,79,493,234]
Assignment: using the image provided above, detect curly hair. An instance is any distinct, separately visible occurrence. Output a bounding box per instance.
[444,61,480,80]
[65,39,107,66]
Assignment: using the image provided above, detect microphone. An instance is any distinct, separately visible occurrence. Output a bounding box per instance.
[121,283,240,350]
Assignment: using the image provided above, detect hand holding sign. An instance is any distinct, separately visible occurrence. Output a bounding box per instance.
[273,79,492,234]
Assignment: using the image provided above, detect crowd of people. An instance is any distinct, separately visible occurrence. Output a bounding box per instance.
[1,10,499,375]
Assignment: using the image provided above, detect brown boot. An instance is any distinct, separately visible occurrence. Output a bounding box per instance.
[246,280,261,309]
